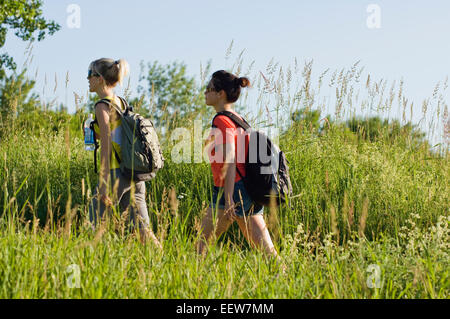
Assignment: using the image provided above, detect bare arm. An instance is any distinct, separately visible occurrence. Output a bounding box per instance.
[222,143,237,219]
[95,103,112,197]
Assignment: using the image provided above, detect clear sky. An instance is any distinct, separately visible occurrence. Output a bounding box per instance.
[5,0,450,143]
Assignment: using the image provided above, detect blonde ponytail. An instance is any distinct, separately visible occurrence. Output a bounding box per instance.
[115,59,130,86]
[89,58,130,87]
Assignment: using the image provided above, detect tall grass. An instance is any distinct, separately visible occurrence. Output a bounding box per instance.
[0,50,448,298]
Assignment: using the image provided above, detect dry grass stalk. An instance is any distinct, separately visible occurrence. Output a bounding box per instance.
[348,200,355,231]
[342,191,349,234]
[63,194,73,237]
[53,72,57,93]
[32,216,39,238]
[169,187,179,218]
[193,214,203,238]
[330,204,339,242]
[65,126,70,159]
[118,208,130,239]
[358,197,369,238]
[44,202,53,233]
[156,188,170,243]
[267,192,280,244]
[65,71,69,89]
[92,219,107,246]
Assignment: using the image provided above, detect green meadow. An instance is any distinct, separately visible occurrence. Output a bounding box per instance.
[0,58,448,299]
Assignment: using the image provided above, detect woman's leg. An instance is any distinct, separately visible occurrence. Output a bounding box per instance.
[88,171,124,232]
[196,207,234,255]
[112,171,161,248]
[88,175,115,230]
[88,186,103,229]
[133,182,161,248]
[120,180,161,248]
[236,214,277,257]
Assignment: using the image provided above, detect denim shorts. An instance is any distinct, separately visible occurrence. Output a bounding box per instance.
[209,179,263,217]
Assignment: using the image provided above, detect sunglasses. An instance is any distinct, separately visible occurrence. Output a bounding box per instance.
[88,69,100,78]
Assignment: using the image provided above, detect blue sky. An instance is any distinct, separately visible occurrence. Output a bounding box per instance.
[5,0,450,143]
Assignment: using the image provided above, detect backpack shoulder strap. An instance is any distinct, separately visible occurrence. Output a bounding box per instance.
[94,98,114,109]
[117,96,133,115]
[212,111,251,130]
[212,111,250,180]
[94,98,124,117]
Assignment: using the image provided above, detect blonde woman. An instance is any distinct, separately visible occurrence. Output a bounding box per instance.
[87,58,160,248]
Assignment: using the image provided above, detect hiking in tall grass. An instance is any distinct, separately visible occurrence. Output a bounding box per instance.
[196,70,279,258]
[0,52,448,297]
[86,58,161,248]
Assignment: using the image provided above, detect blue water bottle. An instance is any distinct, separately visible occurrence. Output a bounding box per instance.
[84,114,95,151]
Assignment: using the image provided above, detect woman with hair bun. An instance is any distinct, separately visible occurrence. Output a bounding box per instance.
[197,70,278,258]
[87,58,161,248]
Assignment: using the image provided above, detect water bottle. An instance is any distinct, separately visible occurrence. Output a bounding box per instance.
[84,114,95,151]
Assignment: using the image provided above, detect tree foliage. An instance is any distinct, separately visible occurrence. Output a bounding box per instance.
[289,107,427,148]
[0,69,39,123]
[0,0,60,77]
[290,107,332,134]
[136,61,208,129]
[291,108,322,131]
[346,116,426,144]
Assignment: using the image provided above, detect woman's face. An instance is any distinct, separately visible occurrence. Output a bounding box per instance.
[87,67,102,92]
[204,79,223,106]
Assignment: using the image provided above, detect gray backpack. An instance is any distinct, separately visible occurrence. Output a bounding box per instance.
[92,97,164,181]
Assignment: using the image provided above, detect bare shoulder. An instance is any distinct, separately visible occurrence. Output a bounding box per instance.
[95,102,111,124]
[95,101,111,111]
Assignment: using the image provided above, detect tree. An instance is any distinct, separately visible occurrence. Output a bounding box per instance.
[136,61,209,130]
[290,107,332,134]
[291,108,321,130]
[0,0,60,78]
[345,116,426,145]
[0,69,40,125]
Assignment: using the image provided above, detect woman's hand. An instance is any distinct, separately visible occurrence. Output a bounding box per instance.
[98,184,113,207]
[99,193,113,207]
[224,199,237,221]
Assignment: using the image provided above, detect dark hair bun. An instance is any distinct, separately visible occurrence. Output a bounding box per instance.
[238,77,250,88]
[211,70,250,103]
